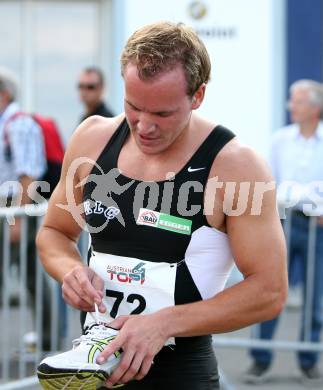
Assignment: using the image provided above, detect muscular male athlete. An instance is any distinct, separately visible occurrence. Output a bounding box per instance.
[36,22,287,389]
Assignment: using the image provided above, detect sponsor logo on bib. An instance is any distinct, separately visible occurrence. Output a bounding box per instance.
[138,210,158,226]
[107,261,146,284]
[137,208,192,235]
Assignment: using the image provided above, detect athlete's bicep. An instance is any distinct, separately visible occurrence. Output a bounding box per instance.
[227,206,286,280]
[213,141,287,288]
[40,122,91,240]
[42,177,84,242]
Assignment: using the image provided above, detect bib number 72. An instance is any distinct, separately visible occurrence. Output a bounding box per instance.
[106,289,146,318]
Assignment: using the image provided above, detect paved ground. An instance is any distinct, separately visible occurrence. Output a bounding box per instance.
[216,308,323,389]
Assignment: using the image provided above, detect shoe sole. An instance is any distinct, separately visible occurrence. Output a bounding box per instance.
[37,364,123,389]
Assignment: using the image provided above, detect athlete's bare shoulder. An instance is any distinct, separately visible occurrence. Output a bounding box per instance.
[205,136,275,229]
[68,114,125,160]
[211,136,273,183]
[60,114,125,183]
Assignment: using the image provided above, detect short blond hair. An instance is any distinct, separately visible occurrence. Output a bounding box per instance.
[121,22,211,97]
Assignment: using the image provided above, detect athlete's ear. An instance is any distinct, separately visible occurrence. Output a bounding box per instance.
[191,83,206,110]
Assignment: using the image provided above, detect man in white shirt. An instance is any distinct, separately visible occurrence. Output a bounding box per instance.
[0,67,49,346]
[246,79,323,384]
[0,68,46,208]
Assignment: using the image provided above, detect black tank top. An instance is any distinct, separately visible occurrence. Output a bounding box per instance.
[82,119,235,345]
[83,118,234,261]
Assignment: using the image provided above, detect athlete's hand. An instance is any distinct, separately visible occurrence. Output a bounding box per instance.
[62,265,106,313]
[97,313,168,387]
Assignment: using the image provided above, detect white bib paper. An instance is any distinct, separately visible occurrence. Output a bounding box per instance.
[85,251,177,344]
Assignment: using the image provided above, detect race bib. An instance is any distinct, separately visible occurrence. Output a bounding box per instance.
[85,251,177,344]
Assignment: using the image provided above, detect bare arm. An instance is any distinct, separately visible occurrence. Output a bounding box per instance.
[36,115,122,312]
[36,116,87,282]
[36,175,83,283]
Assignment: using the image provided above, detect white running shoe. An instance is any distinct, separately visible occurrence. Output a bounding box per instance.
[37,323,123,389]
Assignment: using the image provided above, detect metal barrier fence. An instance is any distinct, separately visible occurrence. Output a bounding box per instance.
[0,203,84,388]
[213,207,323,354]
[1,204,322,389]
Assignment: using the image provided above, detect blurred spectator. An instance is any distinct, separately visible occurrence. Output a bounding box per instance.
[245,80,323,384]
[0,67,46,207]
[78,66,114,122]
[0,66,50,349]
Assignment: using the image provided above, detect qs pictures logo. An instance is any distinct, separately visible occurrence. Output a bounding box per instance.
[188,1,208,20]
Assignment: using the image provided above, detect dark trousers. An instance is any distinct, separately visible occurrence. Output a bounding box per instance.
[250,213,323,368]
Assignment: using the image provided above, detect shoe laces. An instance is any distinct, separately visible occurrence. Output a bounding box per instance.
[72,323,114,349]
[72,303,116,349]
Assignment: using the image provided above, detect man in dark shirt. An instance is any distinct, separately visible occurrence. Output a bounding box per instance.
[78,66,114,122]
